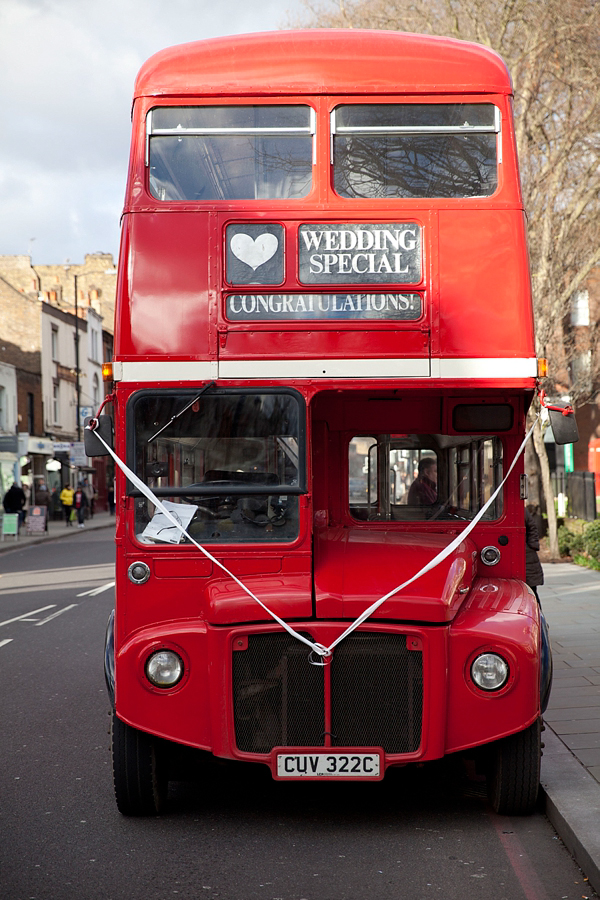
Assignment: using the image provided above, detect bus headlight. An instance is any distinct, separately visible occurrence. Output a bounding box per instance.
[471,653,509,691]
[145,650,184,688]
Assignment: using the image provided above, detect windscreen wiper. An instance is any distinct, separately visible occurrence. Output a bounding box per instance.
[147,381,216,444]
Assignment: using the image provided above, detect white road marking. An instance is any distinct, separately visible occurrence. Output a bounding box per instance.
[0,605,55,628]
[0,639,13,649]
[35,604,78,626]
[77,581,115,597]
[0,563,115,593]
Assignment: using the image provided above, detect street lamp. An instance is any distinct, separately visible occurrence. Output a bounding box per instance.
[63,266,82,439]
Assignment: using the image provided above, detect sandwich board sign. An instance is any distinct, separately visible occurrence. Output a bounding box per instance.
[1,514,18,541]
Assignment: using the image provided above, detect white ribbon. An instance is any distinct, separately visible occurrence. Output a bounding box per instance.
[88,414,537,660]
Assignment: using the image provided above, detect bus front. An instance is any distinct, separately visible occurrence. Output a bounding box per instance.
[100,31,545,817]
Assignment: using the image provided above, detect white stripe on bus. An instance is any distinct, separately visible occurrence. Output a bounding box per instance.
[113,357,537,382]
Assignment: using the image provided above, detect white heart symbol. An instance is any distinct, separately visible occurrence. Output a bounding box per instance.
[230,233,278,271]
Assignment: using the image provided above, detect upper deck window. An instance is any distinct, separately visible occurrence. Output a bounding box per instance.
[332,103,499,199]
[147,105,315,201]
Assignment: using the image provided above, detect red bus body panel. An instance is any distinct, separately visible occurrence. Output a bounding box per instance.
[134,30,512,99]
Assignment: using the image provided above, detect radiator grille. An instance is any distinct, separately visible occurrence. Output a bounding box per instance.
[331,633,423,753]
[232,633,325,753]
[232,631,423,755]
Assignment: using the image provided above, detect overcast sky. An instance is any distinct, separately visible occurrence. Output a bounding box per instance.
[0,0,299,266]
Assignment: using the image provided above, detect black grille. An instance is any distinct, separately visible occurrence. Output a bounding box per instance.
[331,633,423,753]
[232,633,325,753]
[232,631,423,755]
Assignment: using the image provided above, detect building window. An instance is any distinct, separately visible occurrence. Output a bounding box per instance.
[51,325,59,360]
[571,290,590,327]
[92,374,100,407]
[52,382,60,424]
[27,392,34,434]
[90,329,99,362]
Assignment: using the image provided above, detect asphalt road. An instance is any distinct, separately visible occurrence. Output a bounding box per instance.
[0,532,596,900]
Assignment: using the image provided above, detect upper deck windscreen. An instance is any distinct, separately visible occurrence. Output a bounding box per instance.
[333,103,499,199]
[148,105,314,201]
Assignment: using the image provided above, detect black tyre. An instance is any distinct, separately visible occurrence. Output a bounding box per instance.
[487,718,541,815]
[111,711,167,816]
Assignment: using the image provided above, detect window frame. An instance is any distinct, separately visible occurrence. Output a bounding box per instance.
[346,432,504,523]
[51,325,59,362]
[52,381,60,424]
[145,103,317,202]
[330,101,501,200]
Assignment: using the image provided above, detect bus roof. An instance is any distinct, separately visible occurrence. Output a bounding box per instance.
[134,29,513,99]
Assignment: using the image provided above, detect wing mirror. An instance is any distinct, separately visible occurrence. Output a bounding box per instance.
[547,402,579,445]
[84,415,114,456]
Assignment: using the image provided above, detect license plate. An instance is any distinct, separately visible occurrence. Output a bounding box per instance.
[275,750,382,779]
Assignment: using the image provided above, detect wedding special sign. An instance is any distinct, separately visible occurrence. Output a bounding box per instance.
[225,222,422,287]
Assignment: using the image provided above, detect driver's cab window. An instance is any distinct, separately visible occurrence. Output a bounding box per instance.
[348,434,502,522]
[129,389,304,544]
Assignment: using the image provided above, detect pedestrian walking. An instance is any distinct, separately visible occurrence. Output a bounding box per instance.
[2,482,26,530]
[525,507,544,602]
[82,479,95,518]
[73,485,89,527]
[34,481,51,531]
[60,484,75,526]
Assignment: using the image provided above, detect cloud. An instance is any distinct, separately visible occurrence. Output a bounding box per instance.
[0,0,291,263]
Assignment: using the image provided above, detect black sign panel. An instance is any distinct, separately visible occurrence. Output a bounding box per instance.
[299,223,421,285]
[226,223,284,285]
[0,435,18,453]
[226,293,422,321]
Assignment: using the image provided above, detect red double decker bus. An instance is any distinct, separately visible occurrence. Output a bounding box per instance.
[91,29,552,816]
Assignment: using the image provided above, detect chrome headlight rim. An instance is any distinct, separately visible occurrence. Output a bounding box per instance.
[470,651,510,692]
[145,649,185,689]
[480,545,501,567]
[128,561,151,584]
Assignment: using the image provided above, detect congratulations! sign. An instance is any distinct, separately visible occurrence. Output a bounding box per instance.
[226,293,422,321]
[298,223,421,284]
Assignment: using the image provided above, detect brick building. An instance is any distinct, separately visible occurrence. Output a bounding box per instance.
[0,254,116,508]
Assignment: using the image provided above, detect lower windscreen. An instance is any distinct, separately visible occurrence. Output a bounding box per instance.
[129,389,303,544]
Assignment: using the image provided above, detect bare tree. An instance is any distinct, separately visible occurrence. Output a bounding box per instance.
[293,0,600,556]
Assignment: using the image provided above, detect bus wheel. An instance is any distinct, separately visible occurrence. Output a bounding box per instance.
[487,718,541,815]
[111,711,167,816]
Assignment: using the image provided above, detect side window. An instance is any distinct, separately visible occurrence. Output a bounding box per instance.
[348,437,377,514]
[348,434,503,522]
[449,438,503,519]
[480,438,503,518]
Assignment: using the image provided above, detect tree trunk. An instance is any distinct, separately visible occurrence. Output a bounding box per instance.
[532,418,559,558]
[524,438,542,514]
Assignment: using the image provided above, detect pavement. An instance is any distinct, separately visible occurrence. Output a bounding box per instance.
[1,517,600,890]
[539,563,600,894]
[0,508,114,549]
